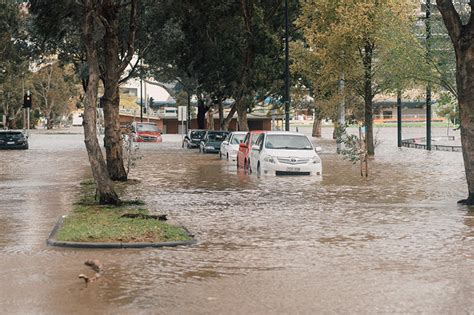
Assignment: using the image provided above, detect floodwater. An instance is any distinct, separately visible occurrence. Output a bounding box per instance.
[0,126,473,314]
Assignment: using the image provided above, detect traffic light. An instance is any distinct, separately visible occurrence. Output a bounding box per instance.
[23,92,32,108]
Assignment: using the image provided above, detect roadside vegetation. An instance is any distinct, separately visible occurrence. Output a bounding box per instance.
[56,180,190,243]
[3,1,474,206]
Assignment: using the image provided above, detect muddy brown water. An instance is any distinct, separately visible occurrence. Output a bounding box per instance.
[0,127,473,314]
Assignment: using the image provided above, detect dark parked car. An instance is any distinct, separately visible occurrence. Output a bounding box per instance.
[199,131,229,153]
[0,130,29,150]
[182,129,206,148]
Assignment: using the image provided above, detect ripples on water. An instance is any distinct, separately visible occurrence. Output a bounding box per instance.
[0,128,473,313]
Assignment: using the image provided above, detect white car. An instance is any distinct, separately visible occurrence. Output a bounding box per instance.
[220,131,247,161]
[249,131,322,176]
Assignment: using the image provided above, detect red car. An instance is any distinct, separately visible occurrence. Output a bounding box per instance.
[237,130,265,171]
[131,122,163,142]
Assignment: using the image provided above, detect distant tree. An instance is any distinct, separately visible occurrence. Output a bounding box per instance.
[0,2,32,129]
[145,0,286,131]
[32,63,77,129]
[297,0,422,155]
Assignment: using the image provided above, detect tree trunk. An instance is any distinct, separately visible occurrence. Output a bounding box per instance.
[454,43,474,204]
[102,4,127,181]
[436,0,474,204]
[312,107,322,137]
[222,103,237,131]
[363,41,375,156]
[82,1,120,205]
[237,99,249,131]
[312,119,322,137]
[218,99,224,130]
[47,111,54,129]
[197,99,208,129]
[207,106,214,130]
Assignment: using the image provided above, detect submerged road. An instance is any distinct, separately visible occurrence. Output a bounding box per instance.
[0,127,473,314]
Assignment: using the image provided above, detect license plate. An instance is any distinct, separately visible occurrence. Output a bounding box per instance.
[7,142,14,144]
[287,167,300,172]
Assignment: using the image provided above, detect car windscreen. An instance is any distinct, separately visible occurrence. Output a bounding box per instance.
[191,130,206,139]
[137,124,160,132]
[207,133,227,141]
[231,134,246,144]
[265,135,313,150]
[0,132,23,140]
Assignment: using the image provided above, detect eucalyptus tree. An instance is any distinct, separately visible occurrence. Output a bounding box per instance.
[29,0,142,181]
[29,0,125,204]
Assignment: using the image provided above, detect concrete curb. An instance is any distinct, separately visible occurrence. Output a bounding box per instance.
[46,216,197,249]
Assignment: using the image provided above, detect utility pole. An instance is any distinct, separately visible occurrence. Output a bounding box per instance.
[397,90,402,147]
[140,59,143,123]
[140,76,143,123]
[284,0,290,131]
[337,74,345,154]
[426,0,432,150]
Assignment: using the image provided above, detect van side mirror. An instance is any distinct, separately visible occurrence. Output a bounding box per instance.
[315,146,322,153]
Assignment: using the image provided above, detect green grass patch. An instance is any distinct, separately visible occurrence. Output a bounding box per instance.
[56,181,191,243]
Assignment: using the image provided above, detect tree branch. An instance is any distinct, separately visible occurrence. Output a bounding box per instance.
[118,0,137,73]
[436,0,462,46]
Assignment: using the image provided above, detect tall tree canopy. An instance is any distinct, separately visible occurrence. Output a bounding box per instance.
[296,0,422,155]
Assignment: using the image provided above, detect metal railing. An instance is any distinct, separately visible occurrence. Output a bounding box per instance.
[401,136,462,152]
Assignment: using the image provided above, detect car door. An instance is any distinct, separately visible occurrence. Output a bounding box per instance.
[250,134,264,172]
[238,133,250,168]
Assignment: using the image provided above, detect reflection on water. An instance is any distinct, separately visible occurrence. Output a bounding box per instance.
[0,128,473,314]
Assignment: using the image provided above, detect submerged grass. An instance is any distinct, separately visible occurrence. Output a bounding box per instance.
[56,180,190,243]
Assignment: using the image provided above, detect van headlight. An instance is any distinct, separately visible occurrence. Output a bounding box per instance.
[310,156,321,164]
[264,155,276,164]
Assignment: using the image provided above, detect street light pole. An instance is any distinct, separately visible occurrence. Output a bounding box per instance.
[140,75,143,123]
[284,0,290,131]
[426,0,432,150]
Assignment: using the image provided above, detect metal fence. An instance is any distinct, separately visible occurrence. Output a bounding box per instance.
[401,136,462,152]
